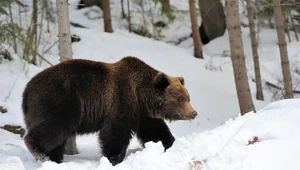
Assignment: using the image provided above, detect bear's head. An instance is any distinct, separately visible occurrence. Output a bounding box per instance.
[153,72,198,121]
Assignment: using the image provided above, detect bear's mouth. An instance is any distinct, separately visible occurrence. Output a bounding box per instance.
[178,113,196,120]
[166,113,192,121]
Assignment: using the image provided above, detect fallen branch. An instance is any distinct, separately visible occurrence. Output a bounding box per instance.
[14,0,28,7]
[36,51,53,66]
[265,81,300,94]
[43,40,59,54]
[0,125,25,137]
[32,47,53,66]
[70,22,88,29]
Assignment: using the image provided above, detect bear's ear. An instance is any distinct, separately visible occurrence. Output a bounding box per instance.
[177,77,185,86]
[154,72,169,90]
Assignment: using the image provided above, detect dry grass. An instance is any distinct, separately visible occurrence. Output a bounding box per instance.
[189,159,207,170]
[248,136,260,145]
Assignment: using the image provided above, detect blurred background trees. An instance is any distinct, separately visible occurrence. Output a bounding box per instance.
[1,0,300,115]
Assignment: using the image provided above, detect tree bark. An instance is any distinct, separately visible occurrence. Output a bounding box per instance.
[289,11,299,42]
[56,0,73,62]
[102,0,113,33]
[225,0,256,115]
[127,0,131,32]
[64,135,78,155]
[273,0,294,98]
[121,0,126,19]
[8,2,18,53]
[285,14,291,43]
[189,0,203,59]
[56,0,77,154]
[246,0,264,101]
[31,0,38,65]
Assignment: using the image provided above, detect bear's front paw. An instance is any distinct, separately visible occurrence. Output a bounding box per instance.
[108,154,124,166]
[163,136,175,152]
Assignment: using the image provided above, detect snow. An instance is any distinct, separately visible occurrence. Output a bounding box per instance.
[1,99,300,170]
[1,0,300,169]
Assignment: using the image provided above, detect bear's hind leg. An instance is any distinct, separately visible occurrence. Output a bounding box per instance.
[24,126,65,163]
[99,125,132,166]
[24,133,50,162]
[137,117,175,151]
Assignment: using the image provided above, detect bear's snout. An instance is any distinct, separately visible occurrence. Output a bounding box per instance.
[191,111,198,118]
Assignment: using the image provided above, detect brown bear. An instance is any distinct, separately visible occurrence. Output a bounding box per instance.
[22,56,197,165]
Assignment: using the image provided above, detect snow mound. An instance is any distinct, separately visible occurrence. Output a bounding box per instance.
[1,99,299,170]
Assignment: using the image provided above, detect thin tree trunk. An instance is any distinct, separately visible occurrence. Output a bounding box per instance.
[64,135,78,155]
[289,11,298,41]
[255,0,260,43]
[127,0,131,32]
[31,0,38,65]
[189,0,203,59]
[121,0,126,19]
[56,0,77,154]
[37,6,44,51]
[246,0,264,100]
[225,0,256,115]
[102,0,113,33]
[18,2,22,27]
[56,0,73,62]
[8,2,18,53]
[273,0,294,98]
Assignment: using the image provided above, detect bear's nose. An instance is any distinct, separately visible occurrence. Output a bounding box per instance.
[191,111,198,118]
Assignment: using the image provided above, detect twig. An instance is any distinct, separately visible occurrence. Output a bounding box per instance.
[68,3,85,7]
[32,46,53,66]
[266,81,300,94]
[4,73,19,102]
[14,0,28,7]
[43,40,59,54]
[70,22,88,28]
[36,51,53,66]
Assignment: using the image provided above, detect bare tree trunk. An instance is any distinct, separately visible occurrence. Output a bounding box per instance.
[121,0,126,19]
[56,0,73,62]
[289,11,299,41]
[8,2,18,53]
[56,0,78,154]
[246,0,264,100]
[64,135,78,155]
[31,0,38,65]
[285,14,291,42]
[127,0,132,32]
[103,0,113,33]
[189,0,203,59]
[273,0,294,98]
[225,0,256,115]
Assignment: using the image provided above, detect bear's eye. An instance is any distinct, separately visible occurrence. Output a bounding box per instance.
[178,97,184,102]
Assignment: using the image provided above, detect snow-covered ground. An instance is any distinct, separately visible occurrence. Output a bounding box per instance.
[1,0,300,169]
[1,97,300,170]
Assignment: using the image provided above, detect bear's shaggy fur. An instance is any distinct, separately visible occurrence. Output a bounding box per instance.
[22,56,197,165]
